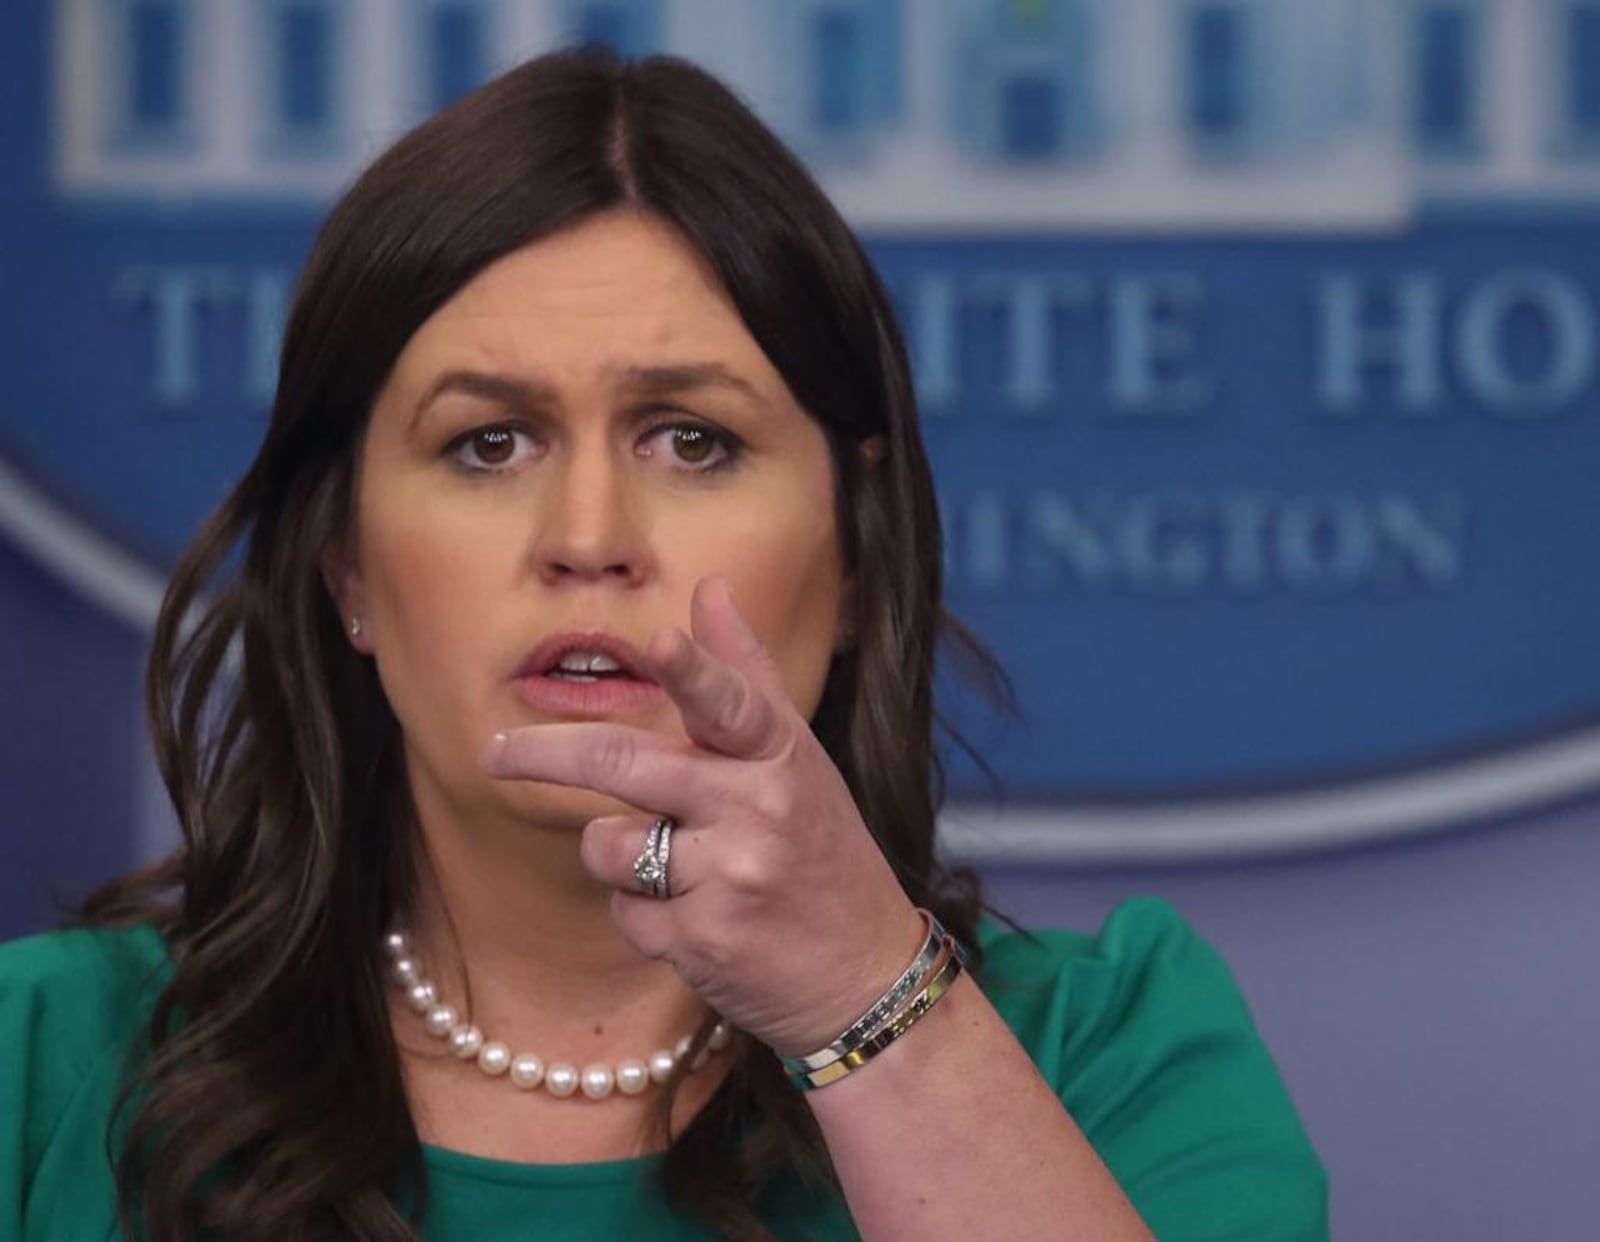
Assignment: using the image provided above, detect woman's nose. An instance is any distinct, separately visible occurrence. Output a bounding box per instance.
[527,443,650,587]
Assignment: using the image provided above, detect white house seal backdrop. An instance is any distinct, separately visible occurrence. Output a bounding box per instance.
[5,0,1600,862]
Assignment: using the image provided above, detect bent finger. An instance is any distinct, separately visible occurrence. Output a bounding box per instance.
[688,575,788,700]
[608,889,678,961]
[581,814,708,900]
[648,627,789,761]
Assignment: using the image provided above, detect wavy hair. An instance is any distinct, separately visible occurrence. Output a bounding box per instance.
[82,48,1002,1241]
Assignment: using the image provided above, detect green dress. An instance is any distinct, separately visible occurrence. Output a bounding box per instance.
[0,898,1327,1240]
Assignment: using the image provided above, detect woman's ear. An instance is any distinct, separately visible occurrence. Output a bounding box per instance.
[320,535,371,653]
[835,597,857,656]
[834,437,884,656]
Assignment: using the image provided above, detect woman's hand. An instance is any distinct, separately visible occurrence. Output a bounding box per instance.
[486,576,1167,1242]
[483,575,925,1056]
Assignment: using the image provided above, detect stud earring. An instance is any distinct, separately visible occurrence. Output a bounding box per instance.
[349,617,363,640]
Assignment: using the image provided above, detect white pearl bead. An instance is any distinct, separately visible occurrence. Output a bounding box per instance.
[616,1060,650,1095]
[676,1033,708,1070]
[580,1063,615,1100]
[390,956,422,987]
[510,1055,545,1090]
[423,1004,458,1037]
[449,1024,484,1059]
[545,1064,579,1097]
[381,929,709,1103]
[477,1041,511,1076]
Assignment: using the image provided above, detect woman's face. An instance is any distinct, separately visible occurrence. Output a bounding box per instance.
[330,210,849,831]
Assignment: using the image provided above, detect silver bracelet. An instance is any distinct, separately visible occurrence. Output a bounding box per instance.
[788,939,964,1091]
[781,909,946,1075]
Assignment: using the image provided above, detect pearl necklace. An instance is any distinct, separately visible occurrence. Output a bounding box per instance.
[382,930,729,1100]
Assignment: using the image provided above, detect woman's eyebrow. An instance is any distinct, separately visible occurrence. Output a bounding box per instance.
[409,361,770,433]
[409,370,555,432]
[606,362,770,410]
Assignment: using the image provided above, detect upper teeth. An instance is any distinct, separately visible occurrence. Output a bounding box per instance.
[556,651,623,674]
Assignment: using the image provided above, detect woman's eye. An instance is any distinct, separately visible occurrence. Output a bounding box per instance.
[640,422,737,472]
[447,425,537,472]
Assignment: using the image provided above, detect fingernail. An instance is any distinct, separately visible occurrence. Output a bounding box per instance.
[483,731,508,769]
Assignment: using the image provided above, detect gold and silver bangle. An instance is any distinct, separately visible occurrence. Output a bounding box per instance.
[785,909,946,1076]
[786,938,964,1091]
[781,910,969,1092]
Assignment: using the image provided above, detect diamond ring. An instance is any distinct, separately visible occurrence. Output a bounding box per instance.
[632,817,674,900]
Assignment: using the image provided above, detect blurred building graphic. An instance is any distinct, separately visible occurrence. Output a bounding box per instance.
[53,0,1600,228]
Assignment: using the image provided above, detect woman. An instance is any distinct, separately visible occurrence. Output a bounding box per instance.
[0,50,1326,1241]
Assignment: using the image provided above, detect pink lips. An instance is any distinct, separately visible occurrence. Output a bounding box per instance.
[511,631,667,718]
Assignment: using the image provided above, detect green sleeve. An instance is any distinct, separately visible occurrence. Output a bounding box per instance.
[0,926,165,1242]
[978,899,1329,1242]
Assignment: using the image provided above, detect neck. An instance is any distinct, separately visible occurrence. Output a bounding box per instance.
[396,757,707,1056]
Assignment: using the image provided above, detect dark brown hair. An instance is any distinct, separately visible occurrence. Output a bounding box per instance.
[83,47,1000,1241]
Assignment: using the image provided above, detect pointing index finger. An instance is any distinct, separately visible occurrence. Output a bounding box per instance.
[690,576,787,699]
[649,625,789,761]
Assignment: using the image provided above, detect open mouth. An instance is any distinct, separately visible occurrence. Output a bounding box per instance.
[542,649,647,685]
[512,633,665,715]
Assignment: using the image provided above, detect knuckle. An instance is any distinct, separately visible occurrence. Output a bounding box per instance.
[583,730,635,786]
[750,781,794,826]
[756,718,804,771]
[715,847,772,896]
[711,675,755,739]
[772,726,804,765]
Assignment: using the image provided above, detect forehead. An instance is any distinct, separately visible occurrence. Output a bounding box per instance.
[389,210,780,388]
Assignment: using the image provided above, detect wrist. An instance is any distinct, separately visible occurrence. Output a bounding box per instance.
[767,903,928,1059]
[777,906,965,1088]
